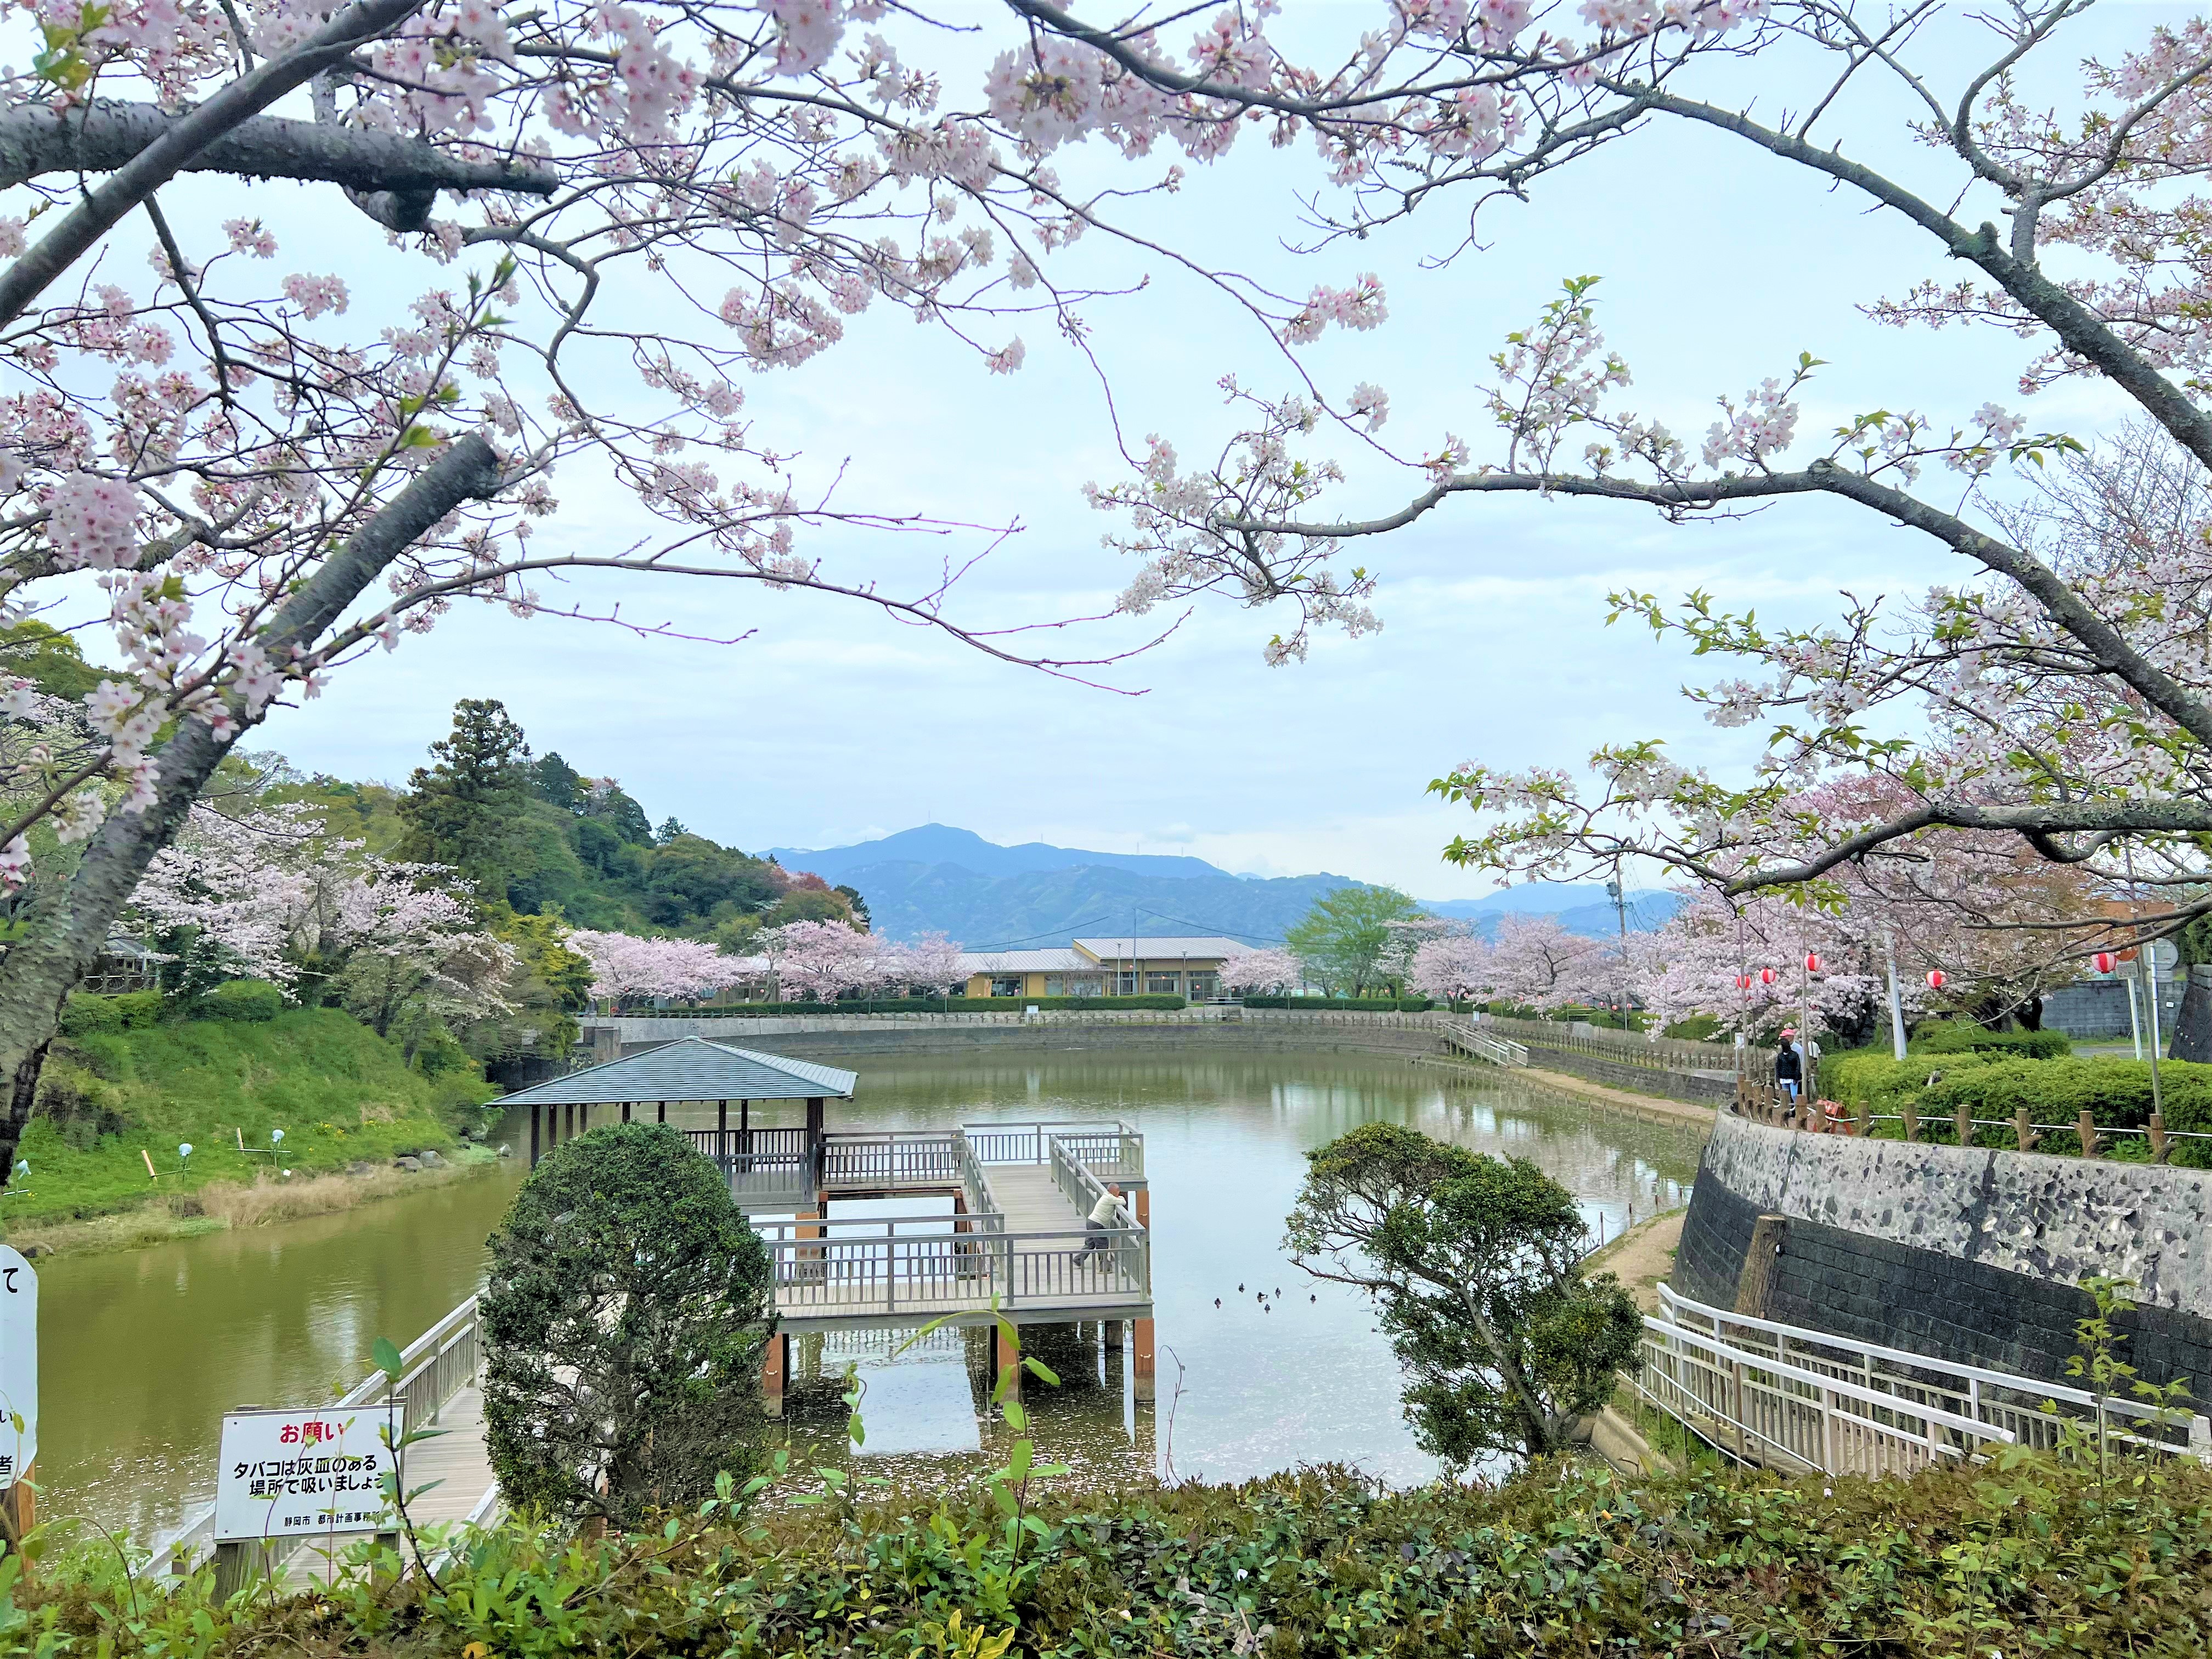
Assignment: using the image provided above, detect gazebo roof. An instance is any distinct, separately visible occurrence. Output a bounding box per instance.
[496,1037,857,1107]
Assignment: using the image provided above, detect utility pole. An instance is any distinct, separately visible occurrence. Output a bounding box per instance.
[1883,931,1908,1060]
[2125,847,2166,1121]
[1606,872,1629,1027]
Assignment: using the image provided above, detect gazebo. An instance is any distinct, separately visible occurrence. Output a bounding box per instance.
[498,1036,857,1206]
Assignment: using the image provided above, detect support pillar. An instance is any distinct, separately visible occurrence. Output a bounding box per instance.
[657,1100,667,1124]
[761,1331,788,1418]
[1134,1187,1150,1228]
[718,1101,729,1162]
[564,1101,574,1141]
[1131,1317,1155,1402]
[992,1322,1022,1404]
[622,1101,631,1124]
[740,1098,750,1150]
[529,1102,540,1166]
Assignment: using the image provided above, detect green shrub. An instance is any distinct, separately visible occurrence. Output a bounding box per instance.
[1240,996,1433,1011]
[1910,1022,2072,1059]
[108,989,166,1029]
[195,978,284,1022]
[56,994,121,1036]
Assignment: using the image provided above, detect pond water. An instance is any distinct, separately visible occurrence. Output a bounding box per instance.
[35,1050,1703,1543]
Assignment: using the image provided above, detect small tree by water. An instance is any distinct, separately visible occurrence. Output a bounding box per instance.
[482,1121,775,1526]
[1285,1123,1639,1468]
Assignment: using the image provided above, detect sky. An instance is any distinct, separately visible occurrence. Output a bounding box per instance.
[161,3,2173,896]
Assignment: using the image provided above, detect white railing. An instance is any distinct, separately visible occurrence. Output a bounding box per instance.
[150,1297,485,1578]
[761,1224,1146,1316]
[1440,1019,1529,1068]
[1638,1285,2212,1474]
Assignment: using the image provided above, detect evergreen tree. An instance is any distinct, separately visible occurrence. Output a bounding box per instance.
[398,699,535,902]
[532,751,585,812]
[656,816,689,844]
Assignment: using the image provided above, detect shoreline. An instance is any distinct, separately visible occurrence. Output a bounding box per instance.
[1,1148,508,1260]
[1419,1051,1721,1130]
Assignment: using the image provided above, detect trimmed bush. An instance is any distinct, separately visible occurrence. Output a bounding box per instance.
[633,994,1188,1015]
[108,989,166,1029]
[196,978,284,1022]
[1910,1022,2071,1059]
[57,993,122,1036]
[1240,996,1434,1011]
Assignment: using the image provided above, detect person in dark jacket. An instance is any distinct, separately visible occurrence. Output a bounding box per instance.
[1775,1032,1804,1103]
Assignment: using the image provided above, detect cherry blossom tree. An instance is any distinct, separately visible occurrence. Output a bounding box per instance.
[889,930,964,995]
[766,918,884,1001]
[124,802,318,990]
[1218,944,1304,994]
[568,929,733,1003]
[1407,932,1489,1003]
[1484,915,1609,1014]
[1010,1,2212,959]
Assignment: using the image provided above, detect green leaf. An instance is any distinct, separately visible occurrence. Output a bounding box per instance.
[371,1336,404,1383]
[1023,1357,1060,1385]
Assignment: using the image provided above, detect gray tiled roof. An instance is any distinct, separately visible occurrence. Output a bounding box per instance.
[497,1036,857,1105]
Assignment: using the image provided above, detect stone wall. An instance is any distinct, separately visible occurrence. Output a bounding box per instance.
[1678,1111,2212,1406]
[1517,1047,1735,1107]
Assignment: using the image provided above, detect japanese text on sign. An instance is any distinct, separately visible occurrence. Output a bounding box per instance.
[213,1406,401,1543]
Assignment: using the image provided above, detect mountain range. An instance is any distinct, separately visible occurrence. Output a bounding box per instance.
[766,825,1680,947]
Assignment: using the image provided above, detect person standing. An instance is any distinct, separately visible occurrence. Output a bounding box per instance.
[1775,1031,1804,1110]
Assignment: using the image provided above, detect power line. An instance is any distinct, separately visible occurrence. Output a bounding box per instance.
[963,915,1117,952]
[1132,905,1282,944]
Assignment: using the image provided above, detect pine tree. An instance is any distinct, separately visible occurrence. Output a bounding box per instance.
[398,699,535,904]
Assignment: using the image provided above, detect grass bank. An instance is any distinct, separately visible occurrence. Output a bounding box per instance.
[4,1007,499,1251]
[18,1454,2212,1655]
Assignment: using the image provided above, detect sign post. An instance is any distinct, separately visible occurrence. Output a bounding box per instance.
[211,1403,402,1594]
[0,1244,37,1547]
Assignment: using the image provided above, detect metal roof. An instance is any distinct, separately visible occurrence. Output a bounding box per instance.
[496,1036,857,1107]
[1072,936,1249,961]
[956,949,1093,974]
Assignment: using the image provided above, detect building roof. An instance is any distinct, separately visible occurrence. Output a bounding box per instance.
[956,948,1093,975]
[1073,936,1250,961]
[496,1036,857,1107]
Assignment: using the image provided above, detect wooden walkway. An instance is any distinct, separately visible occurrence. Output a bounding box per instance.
[405,1384,499,1530]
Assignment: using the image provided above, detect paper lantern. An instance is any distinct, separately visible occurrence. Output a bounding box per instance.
[1804,952,1822,973]
[2094,951,2117,975]
[1735,974,1752,991]
[1926,969,1945,990]
[1759,966,1778,986]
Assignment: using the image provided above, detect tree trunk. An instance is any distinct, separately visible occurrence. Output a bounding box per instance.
[0,436,501,1189]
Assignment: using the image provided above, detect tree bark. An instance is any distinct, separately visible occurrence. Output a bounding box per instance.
[0,435,503,1187]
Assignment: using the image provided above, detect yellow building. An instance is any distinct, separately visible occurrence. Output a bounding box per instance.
[957,935,1246,1000]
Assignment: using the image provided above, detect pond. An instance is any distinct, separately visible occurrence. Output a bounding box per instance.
[34,1049,1705,1543]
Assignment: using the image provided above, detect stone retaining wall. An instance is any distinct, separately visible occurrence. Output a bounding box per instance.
[622,1023,1446,1064]
[1516,1046,1735,1107]
[1678,1110,2212,1406]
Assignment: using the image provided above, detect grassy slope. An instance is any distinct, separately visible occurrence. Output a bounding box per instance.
[8,1009,490,1225]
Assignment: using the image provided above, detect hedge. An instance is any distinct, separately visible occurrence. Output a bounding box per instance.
[18,1456,2212,1657]
[194,978,284,1022]
[619,994,1189,1015]
[1817,1051,2212,1167]
[1909,1022,2072,1058]
[1239,996,1436,1011]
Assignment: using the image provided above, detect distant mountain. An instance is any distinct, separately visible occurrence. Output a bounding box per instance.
[765,824,1231,886]
[826,860,1355,949]
[766,825,1683,946]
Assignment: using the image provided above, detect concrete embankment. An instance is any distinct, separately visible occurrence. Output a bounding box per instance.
[700,1022,1446,1065]
[1677,1108,2212,1407]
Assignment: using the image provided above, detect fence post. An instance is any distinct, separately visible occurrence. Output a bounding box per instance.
[2015,1110,2037,1154]
[1901,1100,1919,1143]
[1954,1102,1972,1148]
[1855,1101,1870,1138]
[2150,1110,2170,1164]
[2077,1111,2098,1159]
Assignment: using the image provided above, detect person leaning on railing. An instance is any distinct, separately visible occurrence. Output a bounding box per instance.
[1076,1184,1123,1265]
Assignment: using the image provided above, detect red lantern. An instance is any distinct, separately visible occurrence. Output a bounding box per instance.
[1926,969,1946,990]
[1804,952,1822,973]
[2094,951,2118,975]
[1759,966,1778,986]
[1736,974,1752,991]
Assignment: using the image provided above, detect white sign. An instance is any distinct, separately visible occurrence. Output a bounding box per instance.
[213,1404,401,1544]
[0,1245,33,1489]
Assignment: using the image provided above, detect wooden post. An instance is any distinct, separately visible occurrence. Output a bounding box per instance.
[529,1102,540,1166]
[1131,1317,1155,1402]
[2078,1111,2098,1159]
[1855,1101,1870,1139]
[2015,1110,2037,1154]
[211,1539,270,1601]
[622,1101,631,1123]
[1733,1215,1790,1319]
[1901,1101,1919,1143]
[2151,1110,2170,1164]
[718,1100,728,1161]
[761,1331,787,1418]
[1134,1187,1150,1228]
[993,1321,1022,1404]
[657,1100,666,1124]
[1955,1102,1972,1149]
[0,1465,34,1552]
[564,1102,574,1140]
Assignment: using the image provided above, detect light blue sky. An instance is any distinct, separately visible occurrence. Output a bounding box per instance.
[247,5,2161,894]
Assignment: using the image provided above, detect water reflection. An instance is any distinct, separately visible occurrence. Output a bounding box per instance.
[35,1051,1703,1539]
